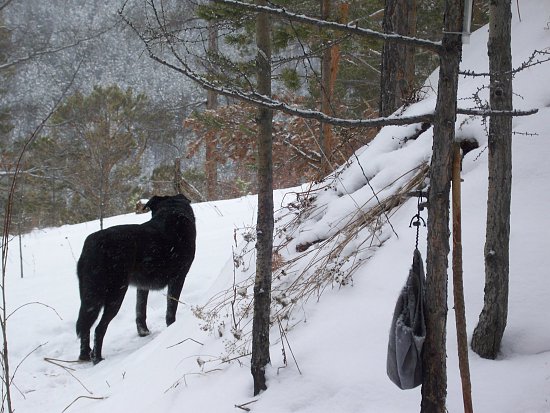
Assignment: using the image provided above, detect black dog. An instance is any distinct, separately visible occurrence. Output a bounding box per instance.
[76,194,196,364]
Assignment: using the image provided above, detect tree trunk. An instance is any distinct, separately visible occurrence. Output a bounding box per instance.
[421,1,464,412]
[471,0,512,360]
[206,21,219,201]
[320,0,333,174]
[379,0,416,117]
[251,0,274,396]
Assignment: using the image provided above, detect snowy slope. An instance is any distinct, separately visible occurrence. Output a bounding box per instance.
[4,2,550,412]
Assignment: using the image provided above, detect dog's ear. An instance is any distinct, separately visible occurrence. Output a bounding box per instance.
[175,193,192,203]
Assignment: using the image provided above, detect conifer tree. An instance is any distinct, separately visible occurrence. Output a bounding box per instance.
[48,85,170,227]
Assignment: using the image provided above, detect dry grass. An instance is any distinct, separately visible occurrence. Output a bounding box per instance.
[191,162,429,362]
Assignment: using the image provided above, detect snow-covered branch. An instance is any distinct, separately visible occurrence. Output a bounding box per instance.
[149,51,435,127]
[120,7,435,129]
[457,107,538,117]
[209,0,443,53]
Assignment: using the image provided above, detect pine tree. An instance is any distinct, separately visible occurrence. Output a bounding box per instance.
[48,85,168,228]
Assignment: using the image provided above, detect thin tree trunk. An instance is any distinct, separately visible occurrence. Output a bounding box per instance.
[379,0,416,117]
[421,1,464,412]
[206,21,219,201]
[452,145,473,413]
[251,0,273,396]
[320,0,333,174]
[471,0,512,360]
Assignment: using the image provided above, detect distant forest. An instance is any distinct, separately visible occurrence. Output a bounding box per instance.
[0,0,489,232]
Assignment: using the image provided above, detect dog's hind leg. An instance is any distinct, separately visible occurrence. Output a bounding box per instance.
[76,302,102,361]
[136,288,150,337]
[166,274,187,326]
[91,285,128,364]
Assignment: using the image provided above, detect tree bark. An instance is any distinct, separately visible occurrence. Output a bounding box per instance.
[471,0,512,360]
[379,0,416,117]
[251,0,273,396]
[421,1,464,412]
[206,21,219,201]
[320,0,333,174]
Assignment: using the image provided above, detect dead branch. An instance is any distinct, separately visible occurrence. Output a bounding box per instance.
[166,338,204,349]
[43,358,93,395]
[61,395,107,413]
[460,49,550,77]
[9,343,47,390]
[7,302,63,321]
[235,399,258,411]
[164,368,222,393]
[277,317,301,375]
[0,24,118,72]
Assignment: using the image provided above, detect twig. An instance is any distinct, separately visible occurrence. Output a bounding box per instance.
[41,357,82,364]
[43,358,93,394]
[235,399,258,411]
[61,395,107,413]
[277,317,302,375]
[10,343,48,390]
[166,338,204,349]
[231,246,239,333]
[221,352,252,364]
[164,368,222,393]
[7,302,63,321]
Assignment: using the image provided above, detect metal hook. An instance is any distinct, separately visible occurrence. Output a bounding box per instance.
[409,214,426,228]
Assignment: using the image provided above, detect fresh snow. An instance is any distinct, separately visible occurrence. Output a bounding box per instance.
[4,2,550,412]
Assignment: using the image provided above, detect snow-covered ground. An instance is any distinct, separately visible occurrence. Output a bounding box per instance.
[4,2,550,412]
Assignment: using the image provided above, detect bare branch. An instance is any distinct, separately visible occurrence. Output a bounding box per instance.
[0,23,117,72]
[209,0,443,53]
[0,0,14,12]
[119,2,441,129]
[7,302,63,322]
[61,395,107,413]
[44,358,94,395]
[460,49,550,77]
[235,400,258,412]
[166,337,204,349]
[457,107,538,117]
[10,343,47,390]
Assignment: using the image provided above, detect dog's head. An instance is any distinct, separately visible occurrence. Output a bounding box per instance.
[144,194,192,217]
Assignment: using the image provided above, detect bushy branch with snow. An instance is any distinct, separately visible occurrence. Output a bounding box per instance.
[191,157,429,364]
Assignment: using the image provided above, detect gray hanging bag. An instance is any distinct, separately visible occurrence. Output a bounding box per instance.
[386,248,426,389]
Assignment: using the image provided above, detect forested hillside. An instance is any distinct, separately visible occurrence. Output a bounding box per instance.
[0,0,487,231]
[1,0,205,230]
